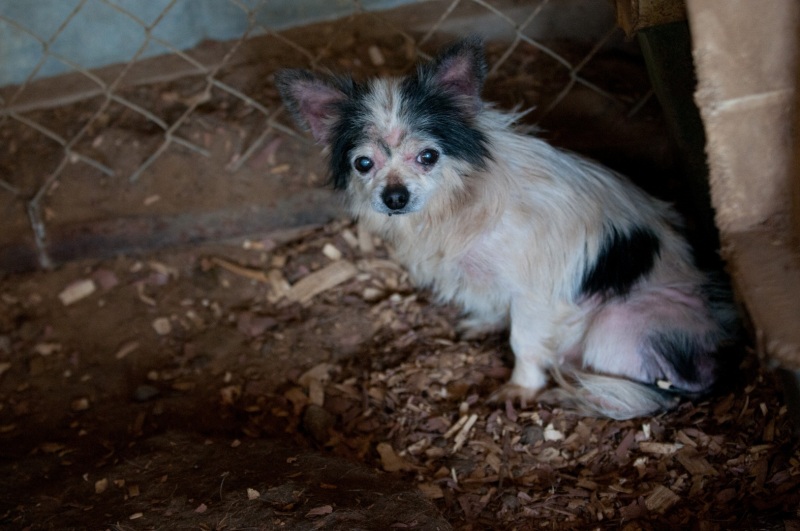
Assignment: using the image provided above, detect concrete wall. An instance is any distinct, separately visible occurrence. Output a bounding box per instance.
[0,0,411,87]
[0,0,616,89]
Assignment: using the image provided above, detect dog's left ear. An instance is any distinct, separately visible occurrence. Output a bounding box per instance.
[427,36,487,112]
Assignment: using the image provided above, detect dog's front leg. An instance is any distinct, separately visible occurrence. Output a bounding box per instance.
[456,308,509,340]
[491,301,556,405]
[451,281,510,340]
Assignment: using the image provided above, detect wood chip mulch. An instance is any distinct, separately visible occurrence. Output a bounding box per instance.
[214,219,800,530]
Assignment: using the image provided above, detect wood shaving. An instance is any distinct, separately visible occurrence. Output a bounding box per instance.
[58,279,96,305]
[285,260,358,303]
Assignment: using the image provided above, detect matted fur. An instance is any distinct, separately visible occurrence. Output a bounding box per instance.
[275,38,737,419]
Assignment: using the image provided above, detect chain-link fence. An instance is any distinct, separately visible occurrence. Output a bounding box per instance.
[0,0,660,272]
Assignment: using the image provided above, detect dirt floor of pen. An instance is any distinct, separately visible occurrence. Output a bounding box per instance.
[1,26,799,531]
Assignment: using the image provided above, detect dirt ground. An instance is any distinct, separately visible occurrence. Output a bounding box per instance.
[2,216,800,530]
[1,11,799,531]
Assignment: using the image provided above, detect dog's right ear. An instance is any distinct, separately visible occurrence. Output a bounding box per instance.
[274,70,347,144]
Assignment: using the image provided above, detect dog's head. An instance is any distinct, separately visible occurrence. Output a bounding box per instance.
[275,37,492,216]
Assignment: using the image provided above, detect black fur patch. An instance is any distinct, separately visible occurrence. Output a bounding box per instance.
[399,76,491,169]
[328,80,370,190]
[700,278,740,338]
[327,76,491,190]
[580,226,661,298]
[650,332,701,384]
[647,330,720,393]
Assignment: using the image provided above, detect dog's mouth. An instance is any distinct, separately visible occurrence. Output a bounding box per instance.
[370,201,414,217]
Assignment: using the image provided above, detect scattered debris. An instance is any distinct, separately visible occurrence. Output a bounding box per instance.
[152,317,172,336]
[115,341,140,360]
[368,44,386,66]
[133,385,160,402]
[33,343,61,356]
[645,485,681,514]
[71,397,90,411]
[58,278,96,305]
[285,260,358,303]
[209,256,271,284]
[322,243,342,261]
[94,478,108,494]
[305,504,333,517]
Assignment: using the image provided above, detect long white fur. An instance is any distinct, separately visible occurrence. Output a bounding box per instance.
[276,42,734,419]
[353,99,701,416]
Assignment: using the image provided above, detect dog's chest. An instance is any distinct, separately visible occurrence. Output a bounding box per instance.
[398,228,498,287]
[457,245,497,283]
[436,230,504,290]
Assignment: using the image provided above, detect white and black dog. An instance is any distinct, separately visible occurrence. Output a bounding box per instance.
[275,37,738,419]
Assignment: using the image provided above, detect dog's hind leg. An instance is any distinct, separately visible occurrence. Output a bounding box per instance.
[581,286,727,394]
[529,286,734,418]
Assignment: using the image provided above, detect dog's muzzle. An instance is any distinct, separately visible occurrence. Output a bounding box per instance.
[381,184,410,213]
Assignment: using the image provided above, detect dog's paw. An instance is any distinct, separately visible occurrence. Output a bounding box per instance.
[489,383,542,409]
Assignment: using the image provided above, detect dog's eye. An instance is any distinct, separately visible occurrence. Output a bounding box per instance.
[353,156,374,173]
[416,149,439,167]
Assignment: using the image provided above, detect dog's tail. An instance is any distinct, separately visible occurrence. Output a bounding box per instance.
[540,365,681,420]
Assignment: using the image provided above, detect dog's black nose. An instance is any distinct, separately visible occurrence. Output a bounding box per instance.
[381,185,410,211]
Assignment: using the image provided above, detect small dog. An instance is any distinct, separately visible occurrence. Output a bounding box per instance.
[275,37,738,419]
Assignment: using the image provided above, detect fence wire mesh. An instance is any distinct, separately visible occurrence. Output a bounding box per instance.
[0,0,655,270]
